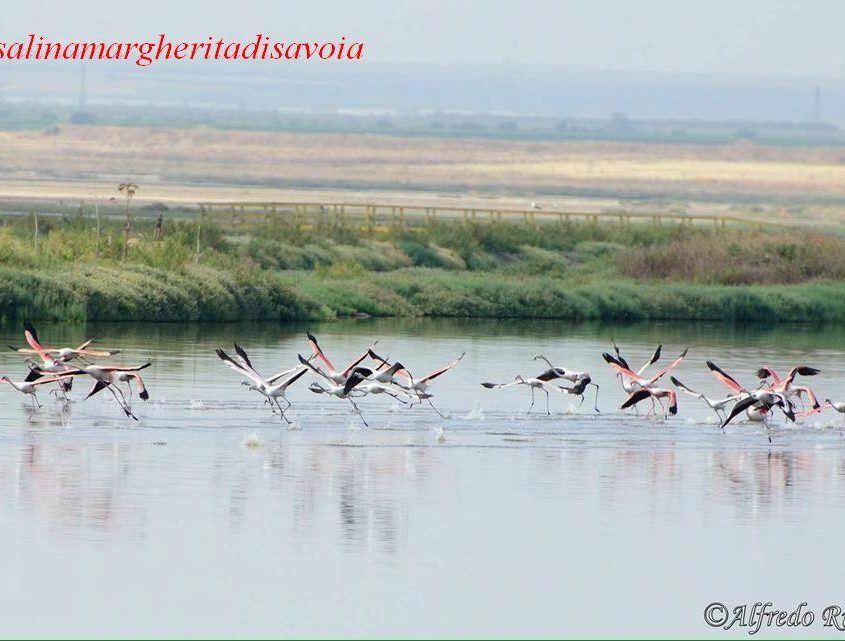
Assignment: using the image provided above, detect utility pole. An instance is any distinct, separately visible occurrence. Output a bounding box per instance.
[79,64,87,109]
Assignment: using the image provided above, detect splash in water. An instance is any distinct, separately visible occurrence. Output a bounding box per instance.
[463,402,485,421]
[240,432,261,448]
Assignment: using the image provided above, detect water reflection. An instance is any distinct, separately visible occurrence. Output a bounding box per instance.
[4,428,845,551]
[2,318,845,635]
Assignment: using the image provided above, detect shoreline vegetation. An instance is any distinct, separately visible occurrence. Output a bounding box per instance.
[3,214,845,323]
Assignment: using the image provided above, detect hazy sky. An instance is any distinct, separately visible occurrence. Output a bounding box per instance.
[0,0,842,76]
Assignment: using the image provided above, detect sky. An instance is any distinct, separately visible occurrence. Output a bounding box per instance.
[0,0,842,77]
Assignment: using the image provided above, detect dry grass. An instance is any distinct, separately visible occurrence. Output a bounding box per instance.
[1,126,845,224]
[617,232,845,285]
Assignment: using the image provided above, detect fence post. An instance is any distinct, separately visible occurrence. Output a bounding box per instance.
[195,205,204,263]
[95,201,101,256]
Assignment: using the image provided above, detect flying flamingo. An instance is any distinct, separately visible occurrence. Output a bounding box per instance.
[8,324,119,364]
[482,375,556,415]
[369,349,465,416]
[306,333,375,385]
[670,376,742,423]
[603,347,688,398]
[35,363,152,419]
[620,387,678,418]
[756,365,821,410]
[532,354,600,412]
[216,345,307,423]
[0,374,78,409]
[299,356,373,426]
[720,390,795,442]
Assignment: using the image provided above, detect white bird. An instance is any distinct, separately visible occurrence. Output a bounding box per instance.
[372,349,465,417]
[216,344,307,423]
[0,374,75,409]
[620,387,678,418]
[482,375,554,415]
[721,390,795,442]
[670,376,741,422]
[300,357,373,426]
[44,363,152,420]
[305,333,374,385]
[532,354,600,411]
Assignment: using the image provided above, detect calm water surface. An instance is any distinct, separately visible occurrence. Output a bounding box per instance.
[1,319,845,637]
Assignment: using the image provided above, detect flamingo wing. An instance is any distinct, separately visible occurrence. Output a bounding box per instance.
[602,353,644,382]
[298,353,333,382]
[645,348,688,386]
[342,367,373,395]
[418,352,466,383]
[24,322,52,365]
[277,367,308,389]
[721,396,759,429]
[217,348,263,387]
[670,376,701,398]
[306,333,336,373]
[341,344,378,378]
[266,365,302,384]
[620,389,652,410]
[637,344,662,375]
[706,361,744,393]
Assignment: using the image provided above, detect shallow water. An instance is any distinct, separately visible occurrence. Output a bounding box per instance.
[2,318,845,637]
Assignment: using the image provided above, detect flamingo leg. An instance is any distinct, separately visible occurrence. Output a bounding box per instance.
[427,398,445,418]
[348,398,369,427]
[591,384,601,413]
[543,387,550,415]
[273,398,292,424]
[527,387,535,414]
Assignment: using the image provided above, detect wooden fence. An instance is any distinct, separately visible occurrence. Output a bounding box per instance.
[191,200,787,262]
[196,200,762,230]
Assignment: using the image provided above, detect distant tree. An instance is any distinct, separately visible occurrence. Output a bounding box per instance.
[118,182,139,260]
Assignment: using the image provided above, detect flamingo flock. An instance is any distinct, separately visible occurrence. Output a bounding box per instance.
[2,322,150,419]
[3,323,845,442]
[217,333,466,426]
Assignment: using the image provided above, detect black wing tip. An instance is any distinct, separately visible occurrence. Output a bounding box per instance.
[755,368,771,379]
[670,375,682,386]
[297,353,310,365]
[481,382,496,388]
[139,390,150,401]
[798,366,820,376]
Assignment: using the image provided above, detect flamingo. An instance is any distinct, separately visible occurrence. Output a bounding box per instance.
[300,357,373,426]
[305,333,375,385]
[18,322,79,375]
[38,363,152,419]
[371,350,465,417]
[366,349,408,385]
[602,347,688,401]
[610,340,662,377]
[620,387,678,418]
[670,375,742,422]
[8,325,119,364]
[720,390,795,442]
[482,376,555,415]
[826,400,845,424]
[0,374,77,409]
[756,365,821,409]
[532,354,600,412]
[216,344,307,423]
